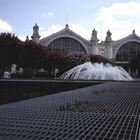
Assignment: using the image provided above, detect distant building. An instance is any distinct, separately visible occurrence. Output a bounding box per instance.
[31,24,140,75]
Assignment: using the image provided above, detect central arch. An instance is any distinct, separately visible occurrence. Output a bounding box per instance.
[47,37,87,54]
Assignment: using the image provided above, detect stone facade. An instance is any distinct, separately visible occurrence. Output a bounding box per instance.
[31,24,140,74]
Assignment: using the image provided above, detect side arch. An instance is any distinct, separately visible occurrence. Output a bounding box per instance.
[114,40,140,75]
[114,39,140,60]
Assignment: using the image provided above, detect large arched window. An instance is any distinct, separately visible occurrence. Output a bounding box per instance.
[116,42,140,62]
[47,37,86,54]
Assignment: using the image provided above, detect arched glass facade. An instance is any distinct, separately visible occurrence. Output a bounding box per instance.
[47,37,86,54]
[116,42,140,62]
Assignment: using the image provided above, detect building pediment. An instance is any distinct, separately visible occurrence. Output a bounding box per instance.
[40,24,90,46]
[125,30,140,40]
[113,30,140,48]
[112,30,140,58]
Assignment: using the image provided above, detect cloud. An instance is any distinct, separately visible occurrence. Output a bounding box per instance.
[40,2,140,42]
[39,24,64,38]
[18,35,29,41]
[39,27,45,31]
[47,12,54,17]
[41,14,46,17]
[39,24,90,40]
[18,24,90,41]
[41,12,54,17]
[18,24,64,41]
[23,0,140,43]
[95,1,140,40]
[69,24,90,39]
[0,19,13,33]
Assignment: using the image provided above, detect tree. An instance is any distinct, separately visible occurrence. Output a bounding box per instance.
[66,53,90,68]
[42,52,69,76]
[20,40,46,74]
[90,54,111,64]
[0,33,23,72]
[42,52,111,77]
[0,32,111,79]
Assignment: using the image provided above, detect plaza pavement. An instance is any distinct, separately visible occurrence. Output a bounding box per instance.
[0,82,140,140]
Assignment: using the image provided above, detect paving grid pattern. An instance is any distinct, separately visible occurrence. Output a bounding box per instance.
[0,82,140,140]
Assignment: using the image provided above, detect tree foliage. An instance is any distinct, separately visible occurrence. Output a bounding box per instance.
[0,33,47,72]
[43,52,111,76]
[66,53,90,68]
[20,40,46,68]
[90,55,110,64]
[0,33,22,67]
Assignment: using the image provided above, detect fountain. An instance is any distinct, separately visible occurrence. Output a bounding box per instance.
[59,62,132,81]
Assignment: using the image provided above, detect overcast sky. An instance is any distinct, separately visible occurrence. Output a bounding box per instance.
[0,0,140,41]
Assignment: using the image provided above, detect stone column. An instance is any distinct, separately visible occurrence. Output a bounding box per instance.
[105,30,113,60]
[90,28,99,55]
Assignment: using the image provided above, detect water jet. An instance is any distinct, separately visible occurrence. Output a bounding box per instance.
[59,62,132,81]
